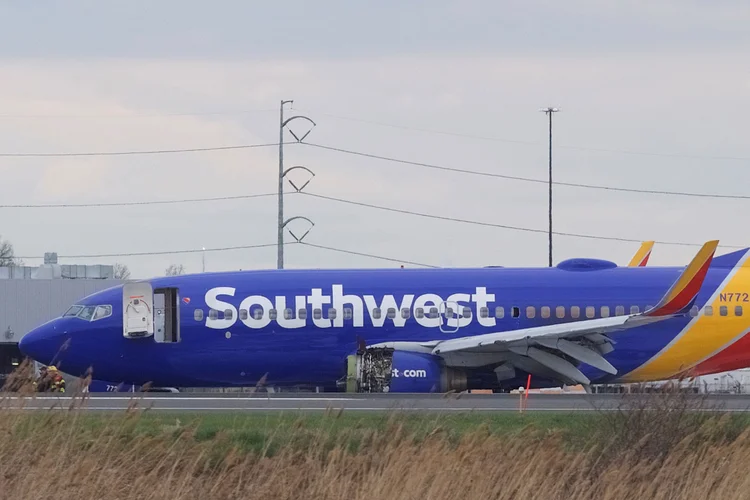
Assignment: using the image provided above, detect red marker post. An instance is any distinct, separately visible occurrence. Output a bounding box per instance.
[524,374,532,411]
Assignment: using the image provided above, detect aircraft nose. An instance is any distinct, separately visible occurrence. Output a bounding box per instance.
[19,320,69,366]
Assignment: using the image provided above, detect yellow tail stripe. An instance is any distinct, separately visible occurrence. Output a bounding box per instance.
[628,241,654,267]
[658,240,718,306]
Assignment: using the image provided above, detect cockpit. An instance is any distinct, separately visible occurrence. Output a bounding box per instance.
[62,304,113,322]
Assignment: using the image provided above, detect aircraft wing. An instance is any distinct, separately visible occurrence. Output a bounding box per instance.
[371,240,718,386]
[628,241,654,267]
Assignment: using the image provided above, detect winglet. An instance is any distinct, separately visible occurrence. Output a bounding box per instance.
[628,241,654,267]
[644,240,719,317]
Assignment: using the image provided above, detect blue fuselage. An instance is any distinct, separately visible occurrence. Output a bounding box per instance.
[19,249,750,392]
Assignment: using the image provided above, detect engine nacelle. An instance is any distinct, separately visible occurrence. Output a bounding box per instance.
[345,348,467,393]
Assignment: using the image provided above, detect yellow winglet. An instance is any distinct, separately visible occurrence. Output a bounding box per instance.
[645,240,719,317]
[628,241,655,267]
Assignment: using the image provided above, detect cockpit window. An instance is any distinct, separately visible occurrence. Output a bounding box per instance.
[63,305,83,317]
[93,305,112,321]
[78,306,96,321]
[63,304,112,321]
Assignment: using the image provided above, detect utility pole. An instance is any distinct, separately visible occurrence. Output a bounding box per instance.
[540,107,559,267]
[277,100,317,269]
[278,100,293,270]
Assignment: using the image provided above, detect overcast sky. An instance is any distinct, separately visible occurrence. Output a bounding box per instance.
[1,1,749,278]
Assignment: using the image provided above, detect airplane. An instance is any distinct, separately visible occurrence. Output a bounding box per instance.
[18,240,750,393]
[628,241,655,267]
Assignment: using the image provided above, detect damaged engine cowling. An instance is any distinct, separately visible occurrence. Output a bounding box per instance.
[345,348,467,393]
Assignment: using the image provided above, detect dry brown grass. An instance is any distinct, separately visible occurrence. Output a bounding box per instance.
[2,366,750,499]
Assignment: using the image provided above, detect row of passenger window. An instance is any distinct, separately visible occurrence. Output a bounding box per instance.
[194,304,743,322]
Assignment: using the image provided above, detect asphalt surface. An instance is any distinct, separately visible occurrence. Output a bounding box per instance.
[4,392,750,412]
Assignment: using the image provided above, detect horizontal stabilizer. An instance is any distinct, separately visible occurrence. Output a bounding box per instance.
[628,241,654,267]
[644,240,718,317]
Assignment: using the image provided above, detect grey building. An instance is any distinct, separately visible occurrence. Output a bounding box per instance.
[0,252,122,385]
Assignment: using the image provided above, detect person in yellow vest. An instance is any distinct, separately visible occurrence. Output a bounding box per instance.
[34,365,66,393]
[47,366,65,393]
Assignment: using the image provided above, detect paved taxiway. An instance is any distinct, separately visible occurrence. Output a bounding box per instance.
[4,392,750,412]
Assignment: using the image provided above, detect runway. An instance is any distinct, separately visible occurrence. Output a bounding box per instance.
[4,392,750,412]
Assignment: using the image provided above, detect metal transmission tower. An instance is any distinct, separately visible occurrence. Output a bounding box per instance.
[277,100,317,269]
[540,107,559,267]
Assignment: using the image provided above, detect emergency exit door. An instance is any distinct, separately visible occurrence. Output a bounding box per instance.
[123,283,154,338]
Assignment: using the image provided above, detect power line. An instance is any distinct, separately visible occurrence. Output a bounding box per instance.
[16,242,282,260]
[14,240,435,269]
[0,141,288,158]
[307,110,539,146]
[300,242,439,268]
[300,191,746,249]
[0,192,277,208]
[0,108,278,119]
[305,110,750,162]
[304,142,750,200]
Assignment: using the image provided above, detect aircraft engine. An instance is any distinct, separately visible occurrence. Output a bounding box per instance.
[345,348,467,393]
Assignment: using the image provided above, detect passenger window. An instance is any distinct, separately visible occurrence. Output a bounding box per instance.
[463,307,472,319]
[736,306,743,317]
[253,309,263,320]
[344,308,353,320]
[269,309,278,320]
[239,309,248,321]
[511,307,519,318]
[496,306,505,319]
[480,307,489,318]
[601,306,610,318]
[313,308,322,320]
[585,306,595,318]
[571,306,580,319]
[556,306,565,319]
[720,306,728,317]
[284,308,293,320]
[445,307,454,317]
[615,306,624,316]
[541,306,550,319]
[387,308,396,319]
[209,309,218,320]
[689,305,699,317]
[630,305,640,314]
[401,308,410,319]
[194,309,204,321]
[429,307,439,319]
[93,305,112,321]
[704,306,713,316]
[415,308,424,319]
[526,306,535,319]
[298,308,307,320]
[328,308,337,320]
[372,308,381,319]
[225,309,233,320]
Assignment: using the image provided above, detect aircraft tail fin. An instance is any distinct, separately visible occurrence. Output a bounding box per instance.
[644,240,718,317]
[710,248,750,268]
[628,241,654,267]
